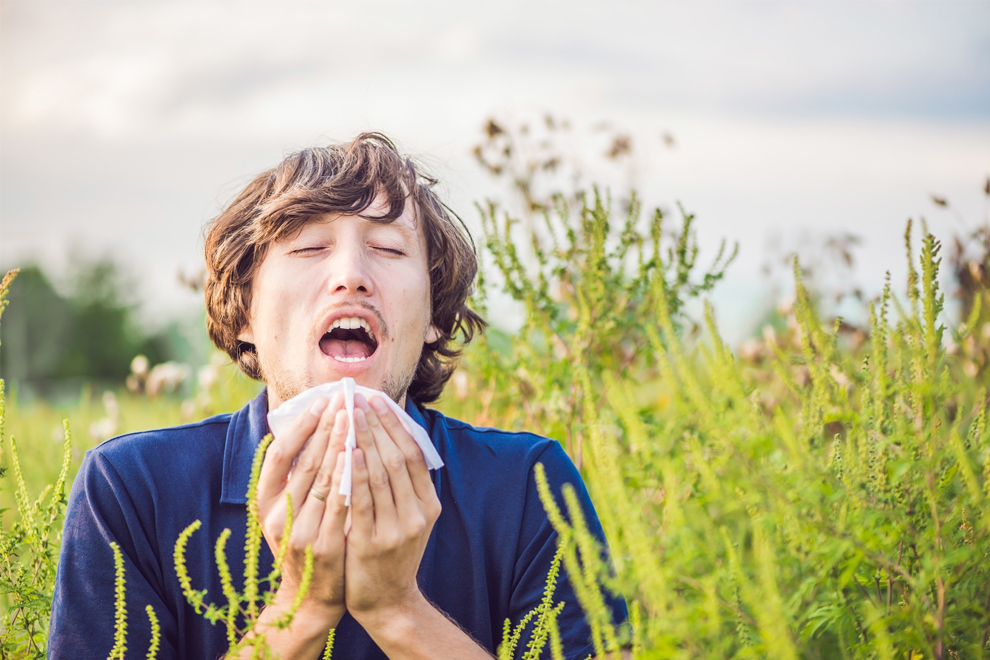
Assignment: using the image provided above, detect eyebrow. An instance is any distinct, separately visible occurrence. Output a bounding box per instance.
[360,214,418,241]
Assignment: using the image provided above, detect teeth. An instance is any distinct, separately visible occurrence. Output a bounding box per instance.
[333,355,367,363]
[328,316,375,340]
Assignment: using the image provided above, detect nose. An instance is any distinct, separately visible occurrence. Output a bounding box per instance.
[326,235,374,297]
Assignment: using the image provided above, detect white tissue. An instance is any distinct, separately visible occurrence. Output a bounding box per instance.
[266,377,444,505]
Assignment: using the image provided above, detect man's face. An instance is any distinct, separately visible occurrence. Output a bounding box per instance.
[237,196,437,409]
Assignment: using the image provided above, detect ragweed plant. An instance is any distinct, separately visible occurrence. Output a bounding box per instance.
[498,544,567,660]
[172,432,331,659]
[470,190,735,466]
[101,541,162,660]
[0,269,73,659]
[501,218,990,659]
[0,386,72,658]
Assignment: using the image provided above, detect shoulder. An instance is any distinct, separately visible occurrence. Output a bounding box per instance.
[79,413,232,492]
[421,407,568,468]
[418,407,584,507]
[89,413,231,460]
[62,414,236,562]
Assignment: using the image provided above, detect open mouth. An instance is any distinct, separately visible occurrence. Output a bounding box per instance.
[319,316,379,363]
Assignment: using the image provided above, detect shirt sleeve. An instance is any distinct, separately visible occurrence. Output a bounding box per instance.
[49,448,177,660]
[508,440,628,660]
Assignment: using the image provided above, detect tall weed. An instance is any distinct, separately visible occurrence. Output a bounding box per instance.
[0,270,73,657]
[454,190,990,658]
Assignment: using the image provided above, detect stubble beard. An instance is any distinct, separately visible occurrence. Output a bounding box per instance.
[260,353,417,408]
[257,305,427,408]
[381,370,414,406]
[258,356,315,410]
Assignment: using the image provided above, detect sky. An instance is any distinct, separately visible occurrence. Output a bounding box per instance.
[2,1,988,343]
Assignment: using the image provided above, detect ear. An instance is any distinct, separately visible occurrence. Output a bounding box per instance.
[237,322,256,345]
[425,324,440,344]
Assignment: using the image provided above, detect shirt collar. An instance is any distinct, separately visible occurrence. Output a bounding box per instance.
[220,387,271,505]
[220,388,438,505]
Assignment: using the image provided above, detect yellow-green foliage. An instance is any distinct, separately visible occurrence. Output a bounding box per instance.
[469,191,735,461]
[498,544,566,660]
[171,433,328,659]
[101,540,161,660]
[0,383,72,657]
[2,170,990,660]
[108,542,128,660]
[449,195,990,659]
[145,605,160,660]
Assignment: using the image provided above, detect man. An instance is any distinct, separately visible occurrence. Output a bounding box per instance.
[50,133,626,659]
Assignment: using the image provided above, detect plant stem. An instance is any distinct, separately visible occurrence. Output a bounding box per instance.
[982,584,990,651]
[887,541,902,616]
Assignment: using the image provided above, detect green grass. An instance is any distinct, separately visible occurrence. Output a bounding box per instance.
[0,367,262,523]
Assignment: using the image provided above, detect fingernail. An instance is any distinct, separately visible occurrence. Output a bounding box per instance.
[309,398,329,417]
[370,396,388,413]
[354,449,365,467]
[355,393,369,411]
[354,408,368,430]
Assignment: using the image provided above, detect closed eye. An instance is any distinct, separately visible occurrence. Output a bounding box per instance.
[373,246,405,256]
[291,246,326,255]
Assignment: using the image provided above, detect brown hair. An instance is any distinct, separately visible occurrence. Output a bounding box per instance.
[203,132,486,404]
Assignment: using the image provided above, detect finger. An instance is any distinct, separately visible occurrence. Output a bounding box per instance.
[308,406,348,504]
[369,395,436,503]
[318,451,349,542]
[325,394,349,457]
[294,448,345,548]
[257,397,329,502]
[363,405,420,522]
[349,448,375,540]
[354,408,398,530]
[282,406,343,517]
[297,407,344,512]
[325,391,346,421]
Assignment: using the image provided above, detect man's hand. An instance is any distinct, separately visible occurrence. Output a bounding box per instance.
[248,391,492,660]
[344,394,442,625]
[254,393,350,642]
[342,394,494,660]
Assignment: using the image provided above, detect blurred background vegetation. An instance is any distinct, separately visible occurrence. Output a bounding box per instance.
[0,258,204,402]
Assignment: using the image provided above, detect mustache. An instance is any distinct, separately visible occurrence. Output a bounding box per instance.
[321,301,389,341]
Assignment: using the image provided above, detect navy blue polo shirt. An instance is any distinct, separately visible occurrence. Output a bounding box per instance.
[49,389,626,659]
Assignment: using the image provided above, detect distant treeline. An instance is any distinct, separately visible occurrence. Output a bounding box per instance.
[0,260,195,398]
